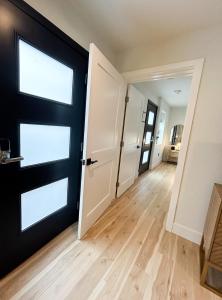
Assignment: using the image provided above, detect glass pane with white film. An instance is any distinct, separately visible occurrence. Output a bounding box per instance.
[21,178,68,230]
[147,112,154,125]
[20,124,70,167]
[145,132,152,144]
[142,150,149,164]
[19,39,73,104]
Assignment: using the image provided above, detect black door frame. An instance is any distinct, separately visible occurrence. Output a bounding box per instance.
[139,100,158,175]
[0,0,88,277]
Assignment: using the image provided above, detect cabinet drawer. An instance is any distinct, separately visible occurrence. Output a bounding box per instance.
[210,243,222,268]
[169,151,178,158]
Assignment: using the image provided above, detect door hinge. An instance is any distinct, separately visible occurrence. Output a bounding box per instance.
[120,140,124,148]
[125,96,129,103]
[116,181,120,188]
[85,73,88,85]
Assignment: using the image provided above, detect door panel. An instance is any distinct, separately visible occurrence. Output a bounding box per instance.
[139,100,158,175]
[117,85,145,197]
[0,0,87,277]
[78,44,126,238]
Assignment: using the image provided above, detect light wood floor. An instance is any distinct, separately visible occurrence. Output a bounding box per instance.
[0,163,220,300]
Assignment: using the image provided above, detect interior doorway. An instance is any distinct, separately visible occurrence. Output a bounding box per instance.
[118,59,204,234]
[117,76,191,198]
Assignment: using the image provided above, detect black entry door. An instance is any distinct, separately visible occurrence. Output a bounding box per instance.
[139,100,158,175]
[0,0,88,277]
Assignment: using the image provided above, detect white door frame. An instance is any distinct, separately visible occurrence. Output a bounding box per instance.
[122,58,204,233]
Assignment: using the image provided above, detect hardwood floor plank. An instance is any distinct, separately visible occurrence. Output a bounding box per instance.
[118,175,174,300]
[150,234,177,300]
[0,225,78,299]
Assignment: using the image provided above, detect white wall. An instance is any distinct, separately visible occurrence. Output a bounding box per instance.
[133,84,159,106]
[117,24,222,244]
[24,0,116,64]
[167,107,187,142]
[168,107,187,128]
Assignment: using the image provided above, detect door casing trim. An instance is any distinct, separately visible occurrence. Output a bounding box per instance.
[122,58,204,236]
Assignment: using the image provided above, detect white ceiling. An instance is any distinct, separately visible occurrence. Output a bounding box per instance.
[134,77,192,107]
[68,0,222,52]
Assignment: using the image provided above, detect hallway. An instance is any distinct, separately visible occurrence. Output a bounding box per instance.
[0,164,219,300]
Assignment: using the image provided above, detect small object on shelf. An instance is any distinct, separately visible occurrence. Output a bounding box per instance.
[200,183,222,297]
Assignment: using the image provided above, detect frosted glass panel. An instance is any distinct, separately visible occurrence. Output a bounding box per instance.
[145,132,152,144]
[148,112,154,125]
[142,151,149,164]
[21,178,68,230]
[19,39,73,104]
[20,124,70,167]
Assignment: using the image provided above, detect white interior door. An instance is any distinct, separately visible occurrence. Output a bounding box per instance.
[78,44,126,238]
[117,85,145,197]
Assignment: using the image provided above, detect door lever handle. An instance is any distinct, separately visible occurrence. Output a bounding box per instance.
[86,158,98,166]
[81,158,98,166]
[0,155,24,165]
[0,138,24,165]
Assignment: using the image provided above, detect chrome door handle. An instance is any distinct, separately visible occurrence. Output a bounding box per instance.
[0,155,24,165]
[0,138,24,165]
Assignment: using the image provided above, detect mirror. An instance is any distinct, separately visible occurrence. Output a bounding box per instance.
[170,124,184,145]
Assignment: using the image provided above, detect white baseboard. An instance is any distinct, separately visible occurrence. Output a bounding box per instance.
[172,222,202,245]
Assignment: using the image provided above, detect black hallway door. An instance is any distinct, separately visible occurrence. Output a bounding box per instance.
[139,100,158,175]
[0,0,88,277]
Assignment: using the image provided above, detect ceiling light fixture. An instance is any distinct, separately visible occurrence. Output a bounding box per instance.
[174,89,182,95]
